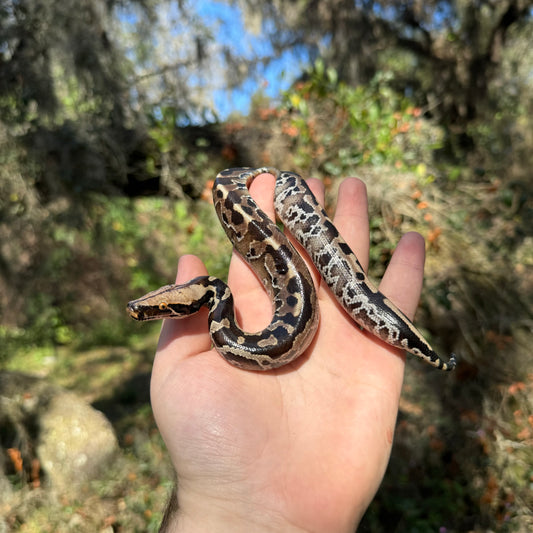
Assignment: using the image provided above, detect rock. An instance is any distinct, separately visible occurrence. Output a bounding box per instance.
[37,391,118,492]
[0,371,118,495]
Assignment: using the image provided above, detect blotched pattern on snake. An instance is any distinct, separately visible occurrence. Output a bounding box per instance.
[127,167,456,372]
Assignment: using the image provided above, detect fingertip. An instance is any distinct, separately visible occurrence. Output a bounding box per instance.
[248,172,276,219]
[176,254,209,283]
[334,178,368,218]
[379,232,426,320]
[338,176,367,194]
[306,177,325,205]
[332,177,370,271]
[395,232,426,268]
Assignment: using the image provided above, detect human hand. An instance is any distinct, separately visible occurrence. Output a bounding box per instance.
[150,173,426,532]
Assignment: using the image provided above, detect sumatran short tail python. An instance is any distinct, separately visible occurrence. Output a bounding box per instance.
[127,167,457,372]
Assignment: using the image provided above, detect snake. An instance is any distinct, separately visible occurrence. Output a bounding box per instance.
[127,167,457,372]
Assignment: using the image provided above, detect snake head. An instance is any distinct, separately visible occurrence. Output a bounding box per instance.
[126,283,187,321]
[127,277,216,321]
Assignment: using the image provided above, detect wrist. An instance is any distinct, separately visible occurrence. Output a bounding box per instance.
[160,486,307,533]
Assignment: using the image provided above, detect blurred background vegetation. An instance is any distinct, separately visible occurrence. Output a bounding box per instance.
[0,0,532,531]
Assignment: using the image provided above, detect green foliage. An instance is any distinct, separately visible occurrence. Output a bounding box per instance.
[281,60,444,176]
[0,190,229,361]
[274,61,451,280]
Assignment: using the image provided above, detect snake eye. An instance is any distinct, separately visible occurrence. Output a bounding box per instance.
[159,302,168,310]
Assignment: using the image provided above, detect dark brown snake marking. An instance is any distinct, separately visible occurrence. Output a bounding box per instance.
[127,167,457,371]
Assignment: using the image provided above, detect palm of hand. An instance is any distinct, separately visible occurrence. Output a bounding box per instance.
[150,174,424,532]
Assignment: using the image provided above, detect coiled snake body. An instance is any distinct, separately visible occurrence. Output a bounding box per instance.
[128,167,456,372]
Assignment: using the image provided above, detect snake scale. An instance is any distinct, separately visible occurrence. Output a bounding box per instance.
[127,167,456,372]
